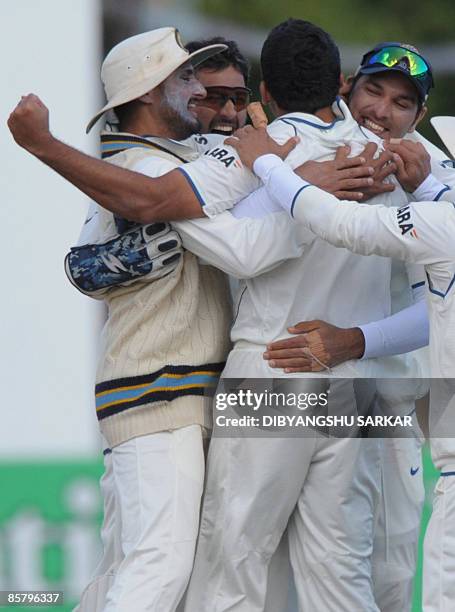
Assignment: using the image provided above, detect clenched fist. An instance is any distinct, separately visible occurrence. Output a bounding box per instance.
[7,94,54,156]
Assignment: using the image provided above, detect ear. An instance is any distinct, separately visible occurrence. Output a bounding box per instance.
[339,74,355,99]
[259,81,271,105]
[408,105,427,133]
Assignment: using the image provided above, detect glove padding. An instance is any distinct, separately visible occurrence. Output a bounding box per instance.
[65,222,182,298]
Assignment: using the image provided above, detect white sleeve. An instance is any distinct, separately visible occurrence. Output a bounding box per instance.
[429,166,455,195]
[134,155,304,278]
[359,299,429,359]
[293,188,453,265]
[177,143,261,217]
[412,173,454,202]
[177,120,301,218]
[173,212,304,279]
[231,185,284,218]
[253,155,453,265]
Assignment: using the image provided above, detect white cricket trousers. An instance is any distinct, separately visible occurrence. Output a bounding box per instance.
[184,433,382,612]
[423,384,455,612]
[75,426,205,612]
[74,433,289,612]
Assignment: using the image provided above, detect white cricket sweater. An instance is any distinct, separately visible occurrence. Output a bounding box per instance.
[94,133,232,447]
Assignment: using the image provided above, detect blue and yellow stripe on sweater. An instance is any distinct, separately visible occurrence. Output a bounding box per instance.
[95,363,224,421]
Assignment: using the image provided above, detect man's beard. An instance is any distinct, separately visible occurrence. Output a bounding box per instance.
[159,92,201,140]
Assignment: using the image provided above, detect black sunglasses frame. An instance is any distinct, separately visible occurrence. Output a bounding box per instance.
[196,86,252,112]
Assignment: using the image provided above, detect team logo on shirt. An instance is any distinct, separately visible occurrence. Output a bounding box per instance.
[205,147,242,168]
[397,205,418,238]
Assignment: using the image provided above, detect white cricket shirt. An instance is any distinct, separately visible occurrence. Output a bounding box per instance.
[181,100,417,377]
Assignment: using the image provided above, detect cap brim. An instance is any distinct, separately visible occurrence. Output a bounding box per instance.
[187,43,227,68]
[86,43,227,133]
[358,65,426,100]
[430,116,455,158]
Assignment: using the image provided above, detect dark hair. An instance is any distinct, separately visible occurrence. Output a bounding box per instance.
[112,99,141,130]
[261,19,340,113]
[186,37,250,85]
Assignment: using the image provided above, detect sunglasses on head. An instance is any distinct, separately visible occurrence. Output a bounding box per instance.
[363,45,432,79]
[195,86,252,112]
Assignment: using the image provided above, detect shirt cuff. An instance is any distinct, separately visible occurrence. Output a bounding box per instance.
[412,173,448,201]
[358,322,385,360]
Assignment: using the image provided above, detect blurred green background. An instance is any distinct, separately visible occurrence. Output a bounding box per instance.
[200,0,455,41]
[198,0,455,147]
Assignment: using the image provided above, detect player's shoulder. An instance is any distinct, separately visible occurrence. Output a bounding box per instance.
[185,133,225,154]
[268,98,356,140]
[267,116,300,139]
[267,113,327,143]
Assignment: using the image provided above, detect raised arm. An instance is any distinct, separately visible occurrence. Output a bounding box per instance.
[8,95,204,222]
[257,154,452,264]
[225,127,454,265]
[175,210,304,279]
[8,96,298,224]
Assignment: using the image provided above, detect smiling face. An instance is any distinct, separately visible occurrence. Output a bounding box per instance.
[193,65,248,135]
[158,63,206,139]
[348,72,426,139]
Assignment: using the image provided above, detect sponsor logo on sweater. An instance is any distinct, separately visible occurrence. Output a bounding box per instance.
[397,205,418,238]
